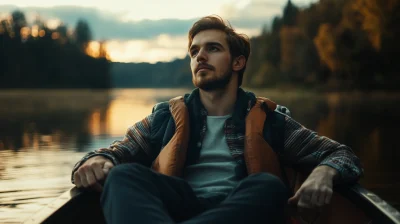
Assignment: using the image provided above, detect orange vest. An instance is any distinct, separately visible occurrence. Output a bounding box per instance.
[150,96,304,193]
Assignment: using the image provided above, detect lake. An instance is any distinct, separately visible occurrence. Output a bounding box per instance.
[0,88,399,223]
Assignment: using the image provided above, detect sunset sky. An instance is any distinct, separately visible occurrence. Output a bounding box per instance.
[0,0,317,63]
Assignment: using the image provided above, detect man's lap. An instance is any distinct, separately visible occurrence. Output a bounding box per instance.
[101,163,289,223]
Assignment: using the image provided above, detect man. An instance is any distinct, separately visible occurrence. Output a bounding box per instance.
[72,16,363,224]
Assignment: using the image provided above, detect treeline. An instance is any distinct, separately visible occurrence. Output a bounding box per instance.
[244,0,400,91]
[111,57,192,88]
[0,11,111,88]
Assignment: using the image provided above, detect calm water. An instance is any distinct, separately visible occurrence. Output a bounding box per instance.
[0,88,399,223]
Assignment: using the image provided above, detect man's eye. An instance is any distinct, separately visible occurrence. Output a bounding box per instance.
[190,50,198,57]
[209,46,218,51]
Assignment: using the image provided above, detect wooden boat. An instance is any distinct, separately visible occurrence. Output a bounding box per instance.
[23,183,400,224]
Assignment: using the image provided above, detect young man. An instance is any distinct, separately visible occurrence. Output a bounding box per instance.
[71,16,363,224]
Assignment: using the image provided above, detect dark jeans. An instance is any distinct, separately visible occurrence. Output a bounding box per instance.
[100,163,289,224]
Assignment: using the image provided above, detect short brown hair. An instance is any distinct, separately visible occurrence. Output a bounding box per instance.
[188,15,250,87]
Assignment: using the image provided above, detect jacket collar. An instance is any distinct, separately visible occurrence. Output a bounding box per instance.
[183,87,257,124]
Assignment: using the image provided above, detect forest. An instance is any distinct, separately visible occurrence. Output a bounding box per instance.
[1,0,399,90]
[0,11,110,88]
[245,0,400,91]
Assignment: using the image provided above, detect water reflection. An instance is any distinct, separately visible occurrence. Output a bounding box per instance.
[0,89,399,223]
[0,90,113,152]
[0,89,191,223]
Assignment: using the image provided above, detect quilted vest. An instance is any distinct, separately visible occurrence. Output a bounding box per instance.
[150,96,304,193]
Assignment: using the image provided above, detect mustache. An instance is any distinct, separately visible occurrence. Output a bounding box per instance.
[196,63,215,73]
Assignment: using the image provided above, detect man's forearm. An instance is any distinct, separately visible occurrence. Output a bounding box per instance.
[283,116,364,184]
[312,165,339,184]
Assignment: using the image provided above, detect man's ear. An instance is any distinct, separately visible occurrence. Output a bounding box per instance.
[232,55,246,72]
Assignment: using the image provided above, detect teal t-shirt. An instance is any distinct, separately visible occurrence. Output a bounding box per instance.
[183,114,240,198]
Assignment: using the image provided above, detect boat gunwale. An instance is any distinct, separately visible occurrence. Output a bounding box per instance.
[23,184,400,224]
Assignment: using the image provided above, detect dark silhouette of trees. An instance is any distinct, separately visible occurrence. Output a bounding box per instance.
[282,0,298,26]
[0,11,110,89]
[11,10,27,40]
[74,19,92,53]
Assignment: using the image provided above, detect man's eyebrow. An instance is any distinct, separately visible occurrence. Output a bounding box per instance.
[189,42,224,51]
[206,42,224,48]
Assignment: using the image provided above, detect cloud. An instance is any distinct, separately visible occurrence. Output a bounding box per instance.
[0,3,273,41]
[219,0,283,28]
[0,5,198,40]
[104,34,189,63]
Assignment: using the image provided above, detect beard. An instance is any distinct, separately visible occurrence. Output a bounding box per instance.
[192,65,233,91]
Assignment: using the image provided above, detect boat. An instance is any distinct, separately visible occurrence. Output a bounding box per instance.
[21,104,400,223]
[23,182,400,224]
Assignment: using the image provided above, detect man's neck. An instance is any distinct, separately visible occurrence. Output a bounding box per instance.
[199,85,237,116]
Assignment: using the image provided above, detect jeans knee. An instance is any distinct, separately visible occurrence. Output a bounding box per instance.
[247,172,283,184]
[106,163,149,184]
[245,173,289,197]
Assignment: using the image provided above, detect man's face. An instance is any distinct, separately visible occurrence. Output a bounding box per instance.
[189,29,233,91]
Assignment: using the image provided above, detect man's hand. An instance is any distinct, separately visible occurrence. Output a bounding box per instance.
[288,165,338,209]
[73,156,114,192]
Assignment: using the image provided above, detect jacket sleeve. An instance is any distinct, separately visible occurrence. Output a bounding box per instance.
[282,116,364,184]
[71,113,154,184]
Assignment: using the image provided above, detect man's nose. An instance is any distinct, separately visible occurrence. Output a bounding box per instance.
[196,48,208,62]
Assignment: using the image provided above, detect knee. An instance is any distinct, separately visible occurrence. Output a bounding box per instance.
[102,163,151,199]
[243,173,289,198]
[247,173,285,187]
[106,163,149,184]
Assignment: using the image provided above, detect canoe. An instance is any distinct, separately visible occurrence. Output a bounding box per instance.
[23,183,400,224]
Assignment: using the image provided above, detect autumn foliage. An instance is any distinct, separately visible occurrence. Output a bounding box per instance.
[245,0,400,91]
